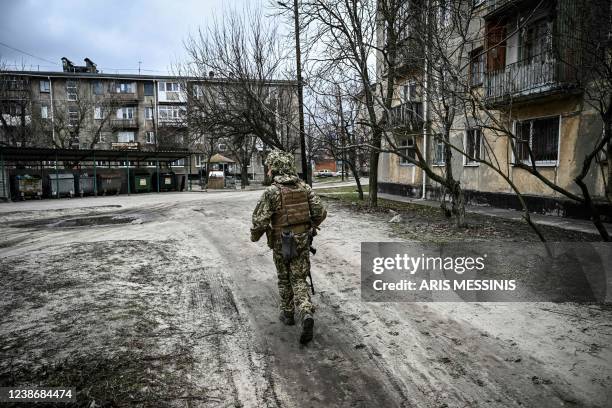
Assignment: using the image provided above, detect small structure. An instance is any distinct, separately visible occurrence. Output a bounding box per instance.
[207,170,225,189]
[48,173,75,198]
[13,175,42,200]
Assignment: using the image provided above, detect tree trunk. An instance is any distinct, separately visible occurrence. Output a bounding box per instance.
[606,120,612,203]
[451,184,466,229]
[368,130,381,207]
[241,162,249,189]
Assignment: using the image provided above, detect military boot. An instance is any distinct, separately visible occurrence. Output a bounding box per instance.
[279,310,295,326]
[300,314,314,344]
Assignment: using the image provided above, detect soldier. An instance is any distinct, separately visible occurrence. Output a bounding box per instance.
[250,150,327,344]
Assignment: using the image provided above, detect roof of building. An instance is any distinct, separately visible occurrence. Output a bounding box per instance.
[208,153,235,163]
[0,70,298,87]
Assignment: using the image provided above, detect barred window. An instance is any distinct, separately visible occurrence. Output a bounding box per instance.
[515,116,559,164]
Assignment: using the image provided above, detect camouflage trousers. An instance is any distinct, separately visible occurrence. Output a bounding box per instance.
[272,247,314,320]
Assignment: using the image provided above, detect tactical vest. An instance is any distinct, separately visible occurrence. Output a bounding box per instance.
[271,183,311,236]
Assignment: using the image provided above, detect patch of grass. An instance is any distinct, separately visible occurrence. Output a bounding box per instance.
[316,185,369,194]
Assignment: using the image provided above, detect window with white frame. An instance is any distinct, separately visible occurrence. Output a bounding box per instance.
[68,106,79,126]
[40,105,48,119]
[402,81,417,102]
[66,80,77,101]
[116,82,134,93]
[193,84,203,98]
[469,48,485,87]
[94,106,103,120]
[159,82,179,92]
[40,80,50,93]
[399,138,415,165]
[433,135,445,165]
[98,133,105,143]
[465,129,481,165]
[145,106,154,120]
[158,105,183,120]
[514,116,560,165]
[117,131,135,143]
[117,107,134,119]
[171,158,185,167]
[146,131,155,144]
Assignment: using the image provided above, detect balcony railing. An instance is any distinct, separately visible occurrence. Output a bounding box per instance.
[109,91,138,101]
[389,102,423,130]
[110,118,138,128]
[159,118,188,128]
[484,54,578,102]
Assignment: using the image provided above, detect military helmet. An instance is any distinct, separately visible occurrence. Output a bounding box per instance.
[265,150,296,176]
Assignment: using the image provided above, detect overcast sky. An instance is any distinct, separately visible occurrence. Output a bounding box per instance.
[0,0,258,74]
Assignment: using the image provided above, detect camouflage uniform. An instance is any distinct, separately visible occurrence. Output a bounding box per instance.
[250,151,326,325]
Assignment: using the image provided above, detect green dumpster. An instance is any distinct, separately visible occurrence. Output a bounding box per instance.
[133,173,151,193]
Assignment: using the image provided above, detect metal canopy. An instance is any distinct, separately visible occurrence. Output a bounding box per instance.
[0,147,193,162]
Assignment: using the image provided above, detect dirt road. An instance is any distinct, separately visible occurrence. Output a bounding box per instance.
[1,191,610,407]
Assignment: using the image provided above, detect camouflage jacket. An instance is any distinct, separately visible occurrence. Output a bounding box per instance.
[250,175,327,247]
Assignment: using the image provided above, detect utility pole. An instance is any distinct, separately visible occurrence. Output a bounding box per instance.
[284,0,309,185]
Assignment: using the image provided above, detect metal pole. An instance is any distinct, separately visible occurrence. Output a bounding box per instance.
[93,151,97,196]
[55,151,59,199]
[292,0,309,185]
[126,152,130,195]
[188,155,192,191]
[156,158,160,193]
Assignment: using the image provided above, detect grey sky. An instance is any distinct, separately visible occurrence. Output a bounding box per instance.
[0,0,257,74]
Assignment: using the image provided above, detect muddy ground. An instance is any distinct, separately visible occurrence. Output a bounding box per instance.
[0,191,611,408]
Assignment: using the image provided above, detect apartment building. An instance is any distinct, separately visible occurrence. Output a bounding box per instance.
[0,58,301,179]
[377,0,611,217]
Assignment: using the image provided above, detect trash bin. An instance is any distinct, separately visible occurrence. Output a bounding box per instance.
[79,173,96,197]
[153,172,177,192]
[97,174,122,195]
[207,171,224,189]
[132,173,151,193]
[13,175,42,200]
[48,173,75,198]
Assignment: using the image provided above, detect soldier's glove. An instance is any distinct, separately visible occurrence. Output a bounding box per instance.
[251,227,265,242]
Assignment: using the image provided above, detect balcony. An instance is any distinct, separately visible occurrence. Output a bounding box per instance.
[109,91,139,102]
[110,118,139,129]
[484,54,578,105]
[159,118,188,128]
[484,0,521,18]
[389,102,423,131]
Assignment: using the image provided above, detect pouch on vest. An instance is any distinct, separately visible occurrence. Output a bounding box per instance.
[281,231,298,262]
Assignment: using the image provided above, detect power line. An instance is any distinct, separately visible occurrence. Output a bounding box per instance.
[0,41,58,66]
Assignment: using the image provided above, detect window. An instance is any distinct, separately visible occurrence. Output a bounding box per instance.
[486,22,506,72]
[439,0,450,27]
[171,159,185,166]
[433,136,445,165]
[117,107,134,119]
[399,138,415,165]
[165,82,179,92]
[93,81,104,95]
[465,129,481,165]
[94,106,102,120]
[514,116,559,165]
[117,131,135,143]
[193,84,203,98]
[158,105,183,120]
[402,81,418,102]
[68,106,79,126]
[40,105,49,119]
[218,143,227,152]
[116,82,134,93]
[146,131,155,144]
[145,107,154,120]
[98,133,105,143]
[144,82,154,96]
[469,48,485,87]
[66,80,77,101]
[40,80,50,93]
[520,19,551,62]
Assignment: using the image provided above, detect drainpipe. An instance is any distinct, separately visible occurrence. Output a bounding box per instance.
[49,76,55,144]
[421,1,430,200]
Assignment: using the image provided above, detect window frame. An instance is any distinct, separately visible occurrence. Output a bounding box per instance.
[117,131,135,143]
[512,115,561,167]
[464,128,482,166]
[432,135,446,166]
[39,80,50,93]
[40,104,49,119]
[145,131,156,144]
[66,80,78,101]
[145,106,154,120]
[469,48,485,87]
[399,137,416,166]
